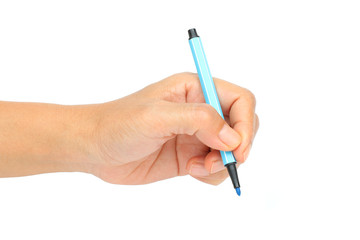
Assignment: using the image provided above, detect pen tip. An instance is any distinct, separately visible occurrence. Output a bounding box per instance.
[236,187,241,196]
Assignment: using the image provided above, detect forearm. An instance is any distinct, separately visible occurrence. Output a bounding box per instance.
[0,101,97,177]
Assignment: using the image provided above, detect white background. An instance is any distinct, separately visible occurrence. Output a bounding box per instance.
[1,0,359,239]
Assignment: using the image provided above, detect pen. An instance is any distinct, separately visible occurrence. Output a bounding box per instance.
[188,28,241,196]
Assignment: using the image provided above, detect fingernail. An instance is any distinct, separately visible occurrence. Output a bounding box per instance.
[210,160,225,174]
[189,162,209,176]
[218,124,241,148]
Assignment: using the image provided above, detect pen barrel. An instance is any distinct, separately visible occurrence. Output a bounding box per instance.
[189,36,237,166]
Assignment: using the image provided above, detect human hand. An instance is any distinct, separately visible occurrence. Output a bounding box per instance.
[87,73,259,185]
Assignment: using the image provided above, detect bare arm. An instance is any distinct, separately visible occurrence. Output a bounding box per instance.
[0,101,95,177]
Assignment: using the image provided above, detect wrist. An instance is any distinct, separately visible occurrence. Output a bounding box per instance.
[58,104,102,174]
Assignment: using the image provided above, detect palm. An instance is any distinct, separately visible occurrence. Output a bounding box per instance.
[97,133,209,185]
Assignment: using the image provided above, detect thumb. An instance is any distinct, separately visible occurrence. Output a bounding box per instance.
[158,102,241,151]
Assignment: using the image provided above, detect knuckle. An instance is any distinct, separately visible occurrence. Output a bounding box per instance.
[172,72,196,80]
[179,71,197,77]
[173,72,198,84]
[243,88,256,107]
[164,73,199,97]
[166,72,194,89]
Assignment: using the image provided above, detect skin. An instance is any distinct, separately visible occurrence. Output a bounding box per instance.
[0,72,259,186]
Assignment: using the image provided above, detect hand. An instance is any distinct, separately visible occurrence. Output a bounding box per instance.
[87,72,259,185]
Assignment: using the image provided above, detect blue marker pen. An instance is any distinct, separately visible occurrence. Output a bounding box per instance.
[188,28,241,196]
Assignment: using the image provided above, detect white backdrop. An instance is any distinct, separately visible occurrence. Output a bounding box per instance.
[1,0,359,239]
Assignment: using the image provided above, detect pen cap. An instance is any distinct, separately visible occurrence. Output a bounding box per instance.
[188,28,199,39]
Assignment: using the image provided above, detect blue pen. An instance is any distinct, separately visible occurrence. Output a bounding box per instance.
[188,28,241,196]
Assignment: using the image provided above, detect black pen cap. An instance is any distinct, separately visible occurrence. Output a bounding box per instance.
[188,28,199,39]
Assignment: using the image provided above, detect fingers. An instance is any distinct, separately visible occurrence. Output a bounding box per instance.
[213,78,257,163]
[153,72,258,164]
[186,155,210,177]
[186,150,225,176]
[185,116,258,186]
[186,153,230,186]
[145,73,259,185]
[241,113,260,162]
[193,113,260,185]
[157,101,241,152]
[202,150,223,173]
